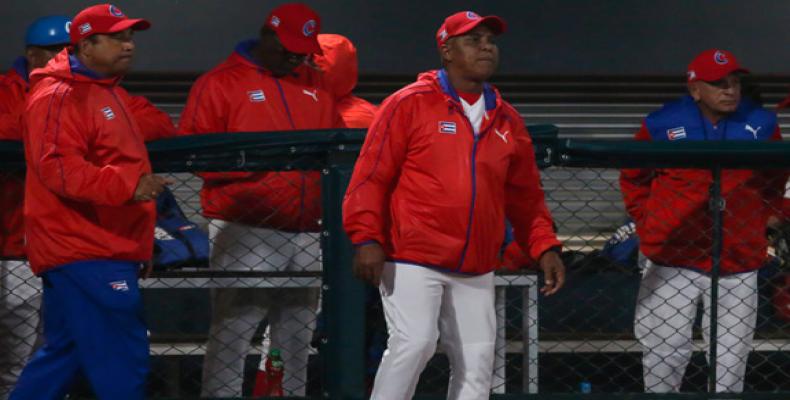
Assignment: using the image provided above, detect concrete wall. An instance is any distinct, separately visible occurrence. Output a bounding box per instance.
[2,0,788,75]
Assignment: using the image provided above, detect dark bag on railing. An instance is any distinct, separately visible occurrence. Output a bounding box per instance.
[600,220,639,269]
[153,187,210,270]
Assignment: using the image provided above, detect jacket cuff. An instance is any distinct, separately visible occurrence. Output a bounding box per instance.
[528,239,563,262]
[353,239,381,248]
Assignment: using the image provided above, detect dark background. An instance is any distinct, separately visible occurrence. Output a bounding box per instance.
[2,0,789,75]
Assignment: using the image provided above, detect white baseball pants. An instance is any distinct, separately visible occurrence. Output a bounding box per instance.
[201,220,319,397]
[635,259,758,393]
[371,262,496,400]
[0,260,42,400]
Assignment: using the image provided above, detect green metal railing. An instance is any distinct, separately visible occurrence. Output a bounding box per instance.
[2,126,790,399]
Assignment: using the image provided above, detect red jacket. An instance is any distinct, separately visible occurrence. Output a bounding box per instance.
[621,99,785,274]
[24,50,165,274]
[0,59,28,259]
[0,56,174,260]
[178,40,344,231]
[343,70,561,275]
[314,34,377,128]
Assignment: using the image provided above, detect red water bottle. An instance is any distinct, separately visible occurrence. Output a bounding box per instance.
[265,348,284,396]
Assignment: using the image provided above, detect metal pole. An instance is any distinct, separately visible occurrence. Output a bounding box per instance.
[321,149,366,400]
[708,165,723,393]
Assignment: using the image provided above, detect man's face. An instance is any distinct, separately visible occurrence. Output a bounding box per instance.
[443,25,499,82]
[79,29,136,76]
[690,73,742,116]
[25,44,67,70]
[259,31,307,77]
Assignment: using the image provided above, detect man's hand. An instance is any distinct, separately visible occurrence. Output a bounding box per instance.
[133,174,172,202]
[538,250,565,296]
[353,242,386,286]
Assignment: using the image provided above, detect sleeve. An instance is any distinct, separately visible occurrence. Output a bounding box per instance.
[0,86,24,140]
[619,121,654,224]
[177,74,228,135]
[176,73,246,181]
[117,88,176,141]
[342,95,411,246]
[331,101,347,129]
[505,120,562,261]
[25,91,141,206]
[763,126,788,217]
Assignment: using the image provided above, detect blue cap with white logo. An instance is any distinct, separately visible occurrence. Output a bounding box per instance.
[25,15,72,47]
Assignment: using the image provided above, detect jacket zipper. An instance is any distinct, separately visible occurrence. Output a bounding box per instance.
[272,77,307,229]
[455,104,496,272]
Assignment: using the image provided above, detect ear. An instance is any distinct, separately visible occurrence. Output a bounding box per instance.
[688,82,701,102]
[24,47,37,65]
[440,41,452,65]
[78,38,93,57]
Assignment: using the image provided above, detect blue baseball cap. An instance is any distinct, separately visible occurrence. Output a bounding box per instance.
[25,15,72,47]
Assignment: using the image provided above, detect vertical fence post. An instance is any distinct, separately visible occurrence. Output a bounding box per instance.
[321,148,366,400]
[708,165,723,393]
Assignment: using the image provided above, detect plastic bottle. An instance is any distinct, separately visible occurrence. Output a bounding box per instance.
[252,348,284,397]
[580,380,592,394]
[266,348,285,397]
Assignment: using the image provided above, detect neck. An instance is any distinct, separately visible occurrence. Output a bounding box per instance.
[445,68,484,94]
[697,102,728,125]
[251,43,267,68]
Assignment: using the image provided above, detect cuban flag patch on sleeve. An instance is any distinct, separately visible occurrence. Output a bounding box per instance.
[438,121,457,134]
[666,126,686,140]
[101,106,115,120]
[248,89,266,102]
[109,280,129,292]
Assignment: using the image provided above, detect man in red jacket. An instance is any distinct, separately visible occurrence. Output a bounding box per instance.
[620,50,785,393]
[178,3,343,397]
[343,11,565,399]
[251,32,378,396]
[0,16,71,399]
[10,5,171,400]
[0,12,174,400]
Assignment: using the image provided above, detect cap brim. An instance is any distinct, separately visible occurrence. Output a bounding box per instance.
[277,32,323,55]
[108,18,151,34]
[698,67,750,82]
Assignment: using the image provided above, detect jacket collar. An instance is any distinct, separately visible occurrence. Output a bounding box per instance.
[69,54,108,80]
[234,39,264,69]
[11,56,28,83]
[437,68,497,111]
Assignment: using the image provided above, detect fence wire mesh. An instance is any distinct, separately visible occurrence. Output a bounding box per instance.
[1,137,790,400]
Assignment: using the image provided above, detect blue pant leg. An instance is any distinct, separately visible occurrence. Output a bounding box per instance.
[58,261,149,400]
[10,274,81,400]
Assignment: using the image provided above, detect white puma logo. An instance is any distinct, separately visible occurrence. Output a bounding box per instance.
[302,89,318,102]
[745,124,761,139]
[494,128,509,143]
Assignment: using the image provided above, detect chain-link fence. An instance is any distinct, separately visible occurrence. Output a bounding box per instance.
[2,131,790,399]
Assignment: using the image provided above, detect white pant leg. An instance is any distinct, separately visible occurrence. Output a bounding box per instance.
[635,262,702,393]
[700,271,758,393]
[371,263,445,400]
[439,271,496,400]
[0,260,42,400]
[202,221,288,397]
[201,287,270,397]
[269,287,319,396]
[202,221,320,397]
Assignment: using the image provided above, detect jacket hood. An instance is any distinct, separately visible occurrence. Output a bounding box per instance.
[313,34,358,98]
[417,69,499,111]
[29,49,120,88]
